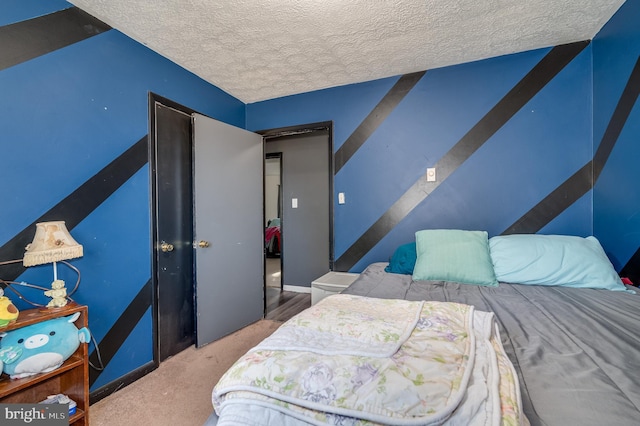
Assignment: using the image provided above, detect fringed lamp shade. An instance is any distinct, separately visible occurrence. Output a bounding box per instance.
[23,221,83,267]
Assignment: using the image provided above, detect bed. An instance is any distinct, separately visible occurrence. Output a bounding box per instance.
[207,230,640,426]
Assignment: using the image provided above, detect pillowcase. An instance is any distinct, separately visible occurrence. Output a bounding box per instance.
[489,234,627,291]
[412,229,498,286]
[385,242,417,275]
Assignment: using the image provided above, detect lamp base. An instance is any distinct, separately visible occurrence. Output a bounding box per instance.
[44,279,69,309]
[39,301,78,313]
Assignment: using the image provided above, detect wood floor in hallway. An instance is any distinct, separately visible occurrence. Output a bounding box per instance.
[265,287,310,322]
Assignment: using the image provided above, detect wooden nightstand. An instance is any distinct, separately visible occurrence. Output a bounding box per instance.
[0,304,89,425]
[311,271,360,305]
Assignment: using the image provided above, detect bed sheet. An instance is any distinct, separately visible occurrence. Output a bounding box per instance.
[343,262,640,426]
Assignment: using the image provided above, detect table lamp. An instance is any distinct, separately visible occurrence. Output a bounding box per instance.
[23,221,83,309]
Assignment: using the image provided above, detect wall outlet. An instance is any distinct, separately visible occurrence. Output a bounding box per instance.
[426,167,436,182]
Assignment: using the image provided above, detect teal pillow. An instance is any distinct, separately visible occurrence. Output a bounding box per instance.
[412,229,498,286]
[385,242,417,275]
[489,234,628,291]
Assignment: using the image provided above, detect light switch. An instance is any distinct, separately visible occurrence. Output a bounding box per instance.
[292,198,298,208]
[338,192,346,204]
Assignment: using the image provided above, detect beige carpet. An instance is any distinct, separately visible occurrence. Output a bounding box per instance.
[90,319,282,426]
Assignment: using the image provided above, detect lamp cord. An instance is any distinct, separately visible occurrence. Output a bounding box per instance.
[0,259,104,371]
[0,259,23,266]
[0,260,81,307]
[0,278,49,308]
[61,260,81,298]
[89,332,106,371]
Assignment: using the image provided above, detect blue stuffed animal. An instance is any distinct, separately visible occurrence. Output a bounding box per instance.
[0,312,90,379]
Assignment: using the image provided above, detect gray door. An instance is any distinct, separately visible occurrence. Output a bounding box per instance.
[192,113,264,347]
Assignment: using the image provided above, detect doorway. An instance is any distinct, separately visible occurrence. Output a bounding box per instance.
[149,97,333,357]
[261,123,333,318]
[264,153,282,293]
[149,94,265,362]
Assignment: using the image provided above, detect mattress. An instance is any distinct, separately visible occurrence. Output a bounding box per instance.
[342,262,640,426]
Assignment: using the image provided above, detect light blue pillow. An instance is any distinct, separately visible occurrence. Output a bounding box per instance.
[412,229,498,286]
[489,234,628,291]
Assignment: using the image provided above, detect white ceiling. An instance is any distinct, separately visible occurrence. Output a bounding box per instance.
[69,0,625,104]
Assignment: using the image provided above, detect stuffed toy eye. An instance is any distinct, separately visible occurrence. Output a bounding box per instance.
[17,339,23,344]
[49,331,56,336]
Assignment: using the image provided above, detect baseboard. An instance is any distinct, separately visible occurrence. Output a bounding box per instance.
[89,360,157,404]
[283,285,311,293]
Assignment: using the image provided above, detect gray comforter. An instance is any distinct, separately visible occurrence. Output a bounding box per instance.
[343,262,640,426]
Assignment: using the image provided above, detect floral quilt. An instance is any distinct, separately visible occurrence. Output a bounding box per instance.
[213,294,526,426]
[254,294,424,358]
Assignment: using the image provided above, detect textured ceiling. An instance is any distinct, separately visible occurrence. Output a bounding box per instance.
[68,0,625,104]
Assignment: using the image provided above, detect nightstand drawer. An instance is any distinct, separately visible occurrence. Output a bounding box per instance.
[311,271,359,305]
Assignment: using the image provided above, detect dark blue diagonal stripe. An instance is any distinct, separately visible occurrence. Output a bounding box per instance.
[89,279,152,387]
[335,41,589,271]
[0,137,148,281]
[620,246,640,285]
[334,71,426,173]
[593,55,640,180]
[503,163,592,234]
[504,54,640,234]
[0,7,111,71]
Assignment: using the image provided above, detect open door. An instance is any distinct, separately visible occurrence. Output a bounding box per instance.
[192,113,264,347]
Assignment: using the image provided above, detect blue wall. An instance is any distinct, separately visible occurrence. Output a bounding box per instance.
[1,0,638,402]
[0,1,244,394]
[248,44,594,272]
[592,0,640,281]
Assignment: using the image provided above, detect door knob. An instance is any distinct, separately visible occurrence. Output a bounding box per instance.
[198,240,210,248]
[160,241,174,252]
